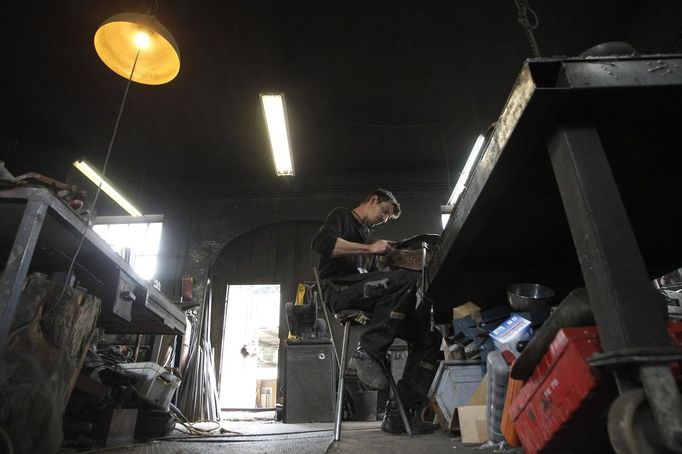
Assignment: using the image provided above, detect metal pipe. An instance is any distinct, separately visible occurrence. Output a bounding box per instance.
[389,375,412,436]
[314,267,340,370]
[133,334,142,361]
[334,321,351,441]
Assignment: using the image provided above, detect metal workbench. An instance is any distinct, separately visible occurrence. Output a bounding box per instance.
[427,54,682,452]
[0,186,187,357]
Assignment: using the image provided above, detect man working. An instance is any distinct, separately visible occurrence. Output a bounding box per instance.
[311,189,441,434]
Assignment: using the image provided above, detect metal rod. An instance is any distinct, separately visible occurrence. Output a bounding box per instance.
[547,125,669,351]
[133,334,143,361]
[334,321,351,441]
[314,266,341,370]
[388,374,412,436]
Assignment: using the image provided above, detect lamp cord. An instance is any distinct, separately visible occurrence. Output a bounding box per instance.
[8,50,142,341]
[513,0,541,58]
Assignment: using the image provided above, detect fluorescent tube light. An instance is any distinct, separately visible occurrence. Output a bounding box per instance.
[442,134,486,229]
[73,160,142,217]
[440,205,453,229]
[260,93,294,176]
[446,134,486,206]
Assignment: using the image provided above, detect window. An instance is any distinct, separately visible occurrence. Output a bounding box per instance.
[93,215,163,280]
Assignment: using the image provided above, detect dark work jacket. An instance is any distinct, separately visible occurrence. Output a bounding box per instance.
[311,207,370,279]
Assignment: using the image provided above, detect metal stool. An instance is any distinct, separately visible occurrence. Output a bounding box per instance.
[312,268,412,441]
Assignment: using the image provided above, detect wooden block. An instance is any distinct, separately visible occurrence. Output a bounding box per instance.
[467,373,488,406]
[457,405,489,444]
[1,273,101,453]
[452,302,480,320]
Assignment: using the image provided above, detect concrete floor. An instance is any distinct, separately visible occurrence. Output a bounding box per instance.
[82,420,522,454]
[326,421,519,454]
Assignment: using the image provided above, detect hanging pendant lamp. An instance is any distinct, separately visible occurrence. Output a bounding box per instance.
[94,12,180,85]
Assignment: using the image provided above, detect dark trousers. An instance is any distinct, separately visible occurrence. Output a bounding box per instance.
[327,269,442,410]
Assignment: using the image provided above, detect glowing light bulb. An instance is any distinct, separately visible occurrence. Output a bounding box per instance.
[133,31,151,49]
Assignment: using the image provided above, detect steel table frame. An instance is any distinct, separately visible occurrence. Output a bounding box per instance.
[427,55,682,451]
[0,186,187,358]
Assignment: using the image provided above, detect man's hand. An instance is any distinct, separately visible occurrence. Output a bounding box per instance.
[367,239,394,255]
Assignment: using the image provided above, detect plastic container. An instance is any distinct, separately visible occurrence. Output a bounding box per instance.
[427,360,485,429]
[485,351,509,443]
[509,327,613,454]
[511,322,682,454]
[117,362,181,411]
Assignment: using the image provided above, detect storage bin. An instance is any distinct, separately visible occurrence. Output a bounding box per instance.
[117,362,181,412]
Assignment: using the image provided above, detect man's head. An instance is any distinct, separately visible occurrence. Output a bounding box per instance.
[360,188,401,226]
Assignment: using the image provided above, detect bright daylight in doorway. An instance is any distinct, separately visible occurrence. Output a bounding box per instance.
[220,284,280,410]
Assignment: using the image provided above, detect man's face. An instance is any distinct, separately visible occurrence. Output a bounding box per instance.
[368,198,395,226]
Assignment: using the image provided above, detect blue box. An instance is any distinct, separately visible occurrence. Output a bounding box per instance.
[489,314,533,355]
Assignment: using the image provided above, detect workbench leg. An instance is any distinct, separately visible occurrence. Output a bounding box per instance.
[547,125,682,452]
[0,198,48,358]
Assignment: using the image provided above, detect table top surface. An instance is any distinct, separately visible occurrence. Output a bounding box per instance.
[427,54,682,321]
[0,186,187,334]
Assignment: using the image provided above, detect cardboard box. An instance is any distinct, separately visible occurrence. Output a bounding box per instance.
[457,405,488,444]
[489,314,532,355]
[452,302,480,321]
[467,374,487,406]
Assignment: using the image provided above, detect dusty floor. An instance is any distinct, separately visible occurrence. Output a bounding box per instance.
[81,420,521,453]
[326,421,519,454]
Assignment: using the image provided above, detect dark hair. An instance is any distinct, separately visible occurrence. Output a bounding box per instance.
[363,188,401,219]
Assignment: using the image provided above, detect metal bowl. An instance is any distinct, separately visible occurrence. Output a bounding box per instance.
[506,283,555,311]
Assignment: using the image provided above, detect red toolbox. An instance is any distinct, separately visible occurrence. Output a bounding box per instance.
[509,321,682,454]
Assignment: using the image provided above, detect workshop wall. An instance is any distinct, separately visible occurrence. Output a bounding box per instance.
[149,187,449,390]
[153,188,449,302]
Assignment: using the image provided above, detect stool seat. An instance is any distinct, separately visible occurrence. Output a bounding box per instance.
[334,310,371,325]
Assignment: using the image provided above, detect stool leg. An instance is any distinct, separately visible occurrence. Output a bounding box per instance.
[388,374,412,436]
[335,321,352,441]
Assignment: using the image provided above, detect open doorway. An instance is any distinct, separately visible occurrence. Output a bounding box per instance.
[219,284,280,410]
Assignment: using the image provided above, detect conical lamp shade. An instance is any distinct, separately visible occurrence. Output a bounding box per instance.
[94,13,180,85]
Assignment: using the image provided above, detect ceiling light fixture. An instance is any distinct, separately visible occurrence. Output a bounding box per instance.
[442,134,486,228]
[14,8,181,347]
[447,134,486,206]
[73,160,142,217]
[94,12,180,85]
[260,93,294,176]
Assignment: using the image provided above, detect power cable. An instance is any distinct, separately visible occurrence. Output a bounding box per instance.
[513,0,541,58]
[8,49,142,342]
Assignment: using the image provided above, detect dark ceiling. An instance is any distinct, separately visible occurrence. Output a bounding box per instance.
[2,1,680,205]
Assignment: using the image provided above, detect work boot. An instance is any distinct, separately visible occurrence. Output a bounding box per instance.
[348,348,388,390]
[381,400,437,435]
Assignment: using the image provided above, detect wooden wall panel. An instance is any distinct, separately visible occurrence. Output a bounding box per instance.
[209,220,322,403]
